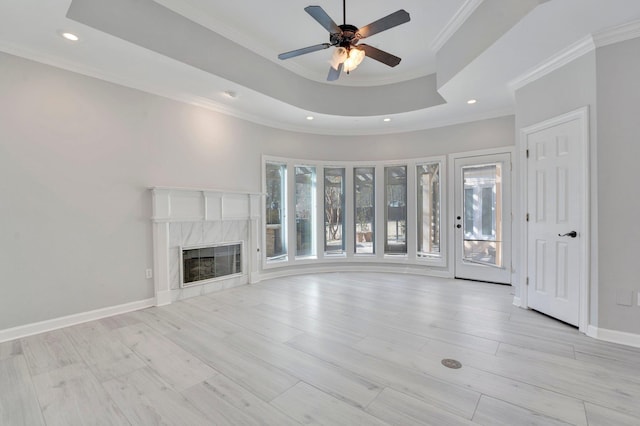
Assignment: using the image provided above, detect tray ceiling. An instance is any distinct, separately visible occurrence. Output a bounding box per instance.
[1,0,640,135]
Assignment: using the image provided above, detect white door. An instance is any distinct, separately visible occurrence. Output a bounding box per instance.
[454,153,511,284]
[526,115,586,327]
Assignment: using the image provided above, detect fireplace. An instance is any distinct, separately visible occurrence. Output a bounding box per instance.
[151,187,261,306]
[181,242,242,287]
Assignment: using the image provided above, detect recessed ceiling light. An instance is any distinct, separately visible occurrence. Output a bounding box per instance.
[467,99,477,105]
[223,90,237,99]
[306,116,314,121]
[61,32,79,42]
[383,118,392,122]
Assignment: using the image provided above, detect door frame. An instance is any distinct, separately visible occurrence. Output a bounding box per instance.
[518,106,590,333]
[449,147,514,284]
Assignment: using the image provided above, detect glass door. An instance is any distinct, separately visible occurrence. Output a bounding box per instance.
[454,153,511,284]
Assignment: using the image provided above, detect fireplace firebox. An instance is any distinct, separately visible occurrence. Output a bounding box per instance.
[181,242,242,287]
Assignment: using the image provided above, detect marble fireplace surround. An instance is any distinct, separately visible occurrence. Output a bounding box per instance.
[151,187,261,306]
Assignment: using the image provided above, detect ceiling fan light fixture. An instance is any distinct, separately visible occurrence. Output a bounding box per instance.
[329,47,348,70]
[343,48,365,72]
[279,2,410,81]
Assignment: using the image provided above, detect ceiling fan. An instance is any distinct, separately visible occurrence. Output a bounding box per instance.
[278,0,410,81]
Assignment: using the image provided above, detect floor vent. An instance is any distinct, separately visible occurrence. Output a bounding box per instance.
[441,358,462,369]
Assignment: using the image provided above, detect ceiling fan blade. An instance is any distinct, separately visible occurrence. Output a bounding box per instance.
[327,63,344,81]
[305,6,341,34]
[278,43,332,60]
[357,9,410,39]
[357,44,401,67]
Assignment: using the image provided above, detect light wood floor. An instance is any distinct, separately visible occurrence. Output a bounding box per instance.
[2,272,640,425]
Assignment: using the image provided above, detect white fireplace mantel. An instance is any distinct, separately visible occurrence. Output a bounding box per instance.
[151,187,262,306]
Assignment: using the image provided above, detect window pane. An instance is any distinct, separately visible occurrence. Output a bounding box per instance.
[354,167,375,254]
[464,188,474,234]
[384,166,407,254]
[417,163,441,258]
[295,166,316,257]
[462,163,502,267]
[324,168,345,255]
[265,162,286,260]
[481,187,494,235]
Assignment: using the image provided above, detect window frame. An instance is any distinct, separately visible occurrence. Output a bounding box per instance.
[324,167,346,256]
[264,161,288,263]
[262,155,448,270]
[384,165,408,256]
[294,165,317,259]
[416,160,444,261]
[354,166,376,256]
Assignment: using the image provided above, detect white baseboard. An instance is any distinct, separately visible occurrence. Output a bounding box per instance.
[512,296,522,307]
[587,325,640,349]
[249,272,262,284]
[155,290,172,307]
[0,298,155,343]
[257,264,453,283]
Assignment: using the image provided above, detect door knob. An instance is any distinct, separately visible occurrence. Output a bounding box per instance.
[456,224,461,229]
[558,231,577,238]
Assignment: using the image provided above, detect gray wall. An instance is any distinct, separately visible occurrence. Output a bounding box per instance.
[595,37,640,334]
[515,52,597,129]
[516,39,640,335]
[514,51,598,324]
[0,52,514,330]
[437,0,540,89]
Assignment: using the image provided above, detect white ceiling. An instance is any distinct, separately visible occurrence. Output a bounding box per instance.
[1,0,640,135]
[154,0,468,86]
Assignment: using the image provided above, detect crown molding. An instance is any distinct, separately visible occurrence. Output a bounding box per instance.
[509,19,640,92]
[0,40,286,132]
[508,35,595,92]
[430,0,484,53]
[0,37,512,137]
[593,19,640,47]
